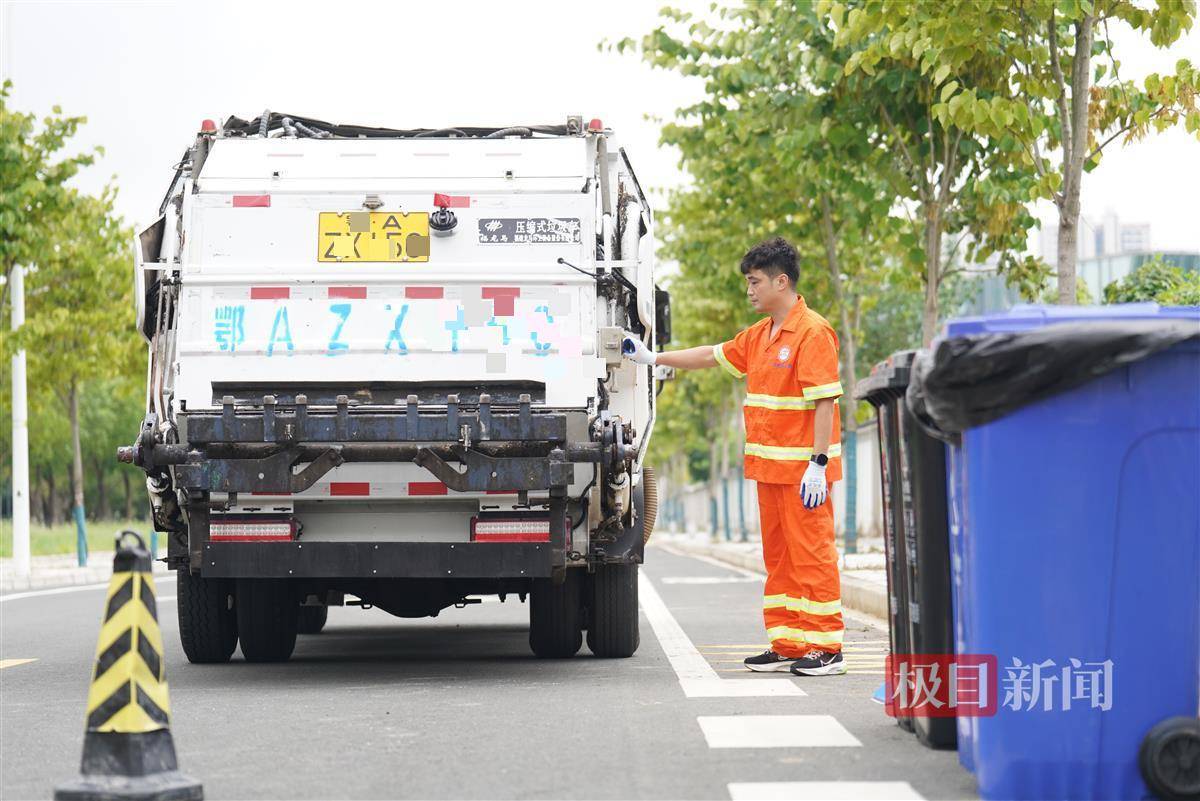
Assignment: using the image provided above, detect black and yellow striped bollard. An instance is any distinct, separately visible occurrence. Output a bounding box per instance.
[55,531,202,801]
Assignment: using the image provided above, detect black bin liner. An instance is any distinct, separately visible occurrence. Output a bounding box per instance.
[908,319,1200,440]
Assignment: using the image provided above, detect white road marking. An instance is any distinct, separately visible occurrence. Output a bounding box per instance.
[728,781,923,800]
[156,595,176,602]
[0,658,38,670]
[0,576,172,603]
[660,576,760,585]
[698,715,861,748]
[637,572,804,698]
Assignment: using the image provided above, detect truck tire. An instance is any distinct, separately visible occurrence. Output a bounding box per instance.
[297,605,328,634]
[587,563,640,658]
[235,579,299,662]
[177,570,237,664]
[529,571,583,658]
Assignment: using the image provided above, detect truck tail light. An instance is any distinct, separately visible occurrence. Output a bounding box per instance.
[471,515,550,543]
[210,516,297,542]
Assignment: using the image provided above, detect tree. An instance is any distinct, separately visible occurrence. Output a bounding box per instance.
[0,80,98,296]
[1103,257,1200,304]
[859,1,1199,303]
[829,0,1045,341]
[11,186,141,554]
[623,4,931,546]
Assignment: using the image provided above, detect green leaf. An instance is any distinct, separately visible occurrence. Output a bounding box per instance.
[933,63,951,86]
[941,80,959,102]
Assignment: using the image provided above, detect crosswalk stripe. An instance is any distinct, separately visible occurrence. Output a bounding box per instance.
[728,781,924,800]
[698,715,861,748]
[638,573,805,698]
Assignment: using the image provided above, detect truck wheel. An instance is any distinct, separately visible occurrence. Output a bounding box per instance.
[529,571,583,658]
[297,605,328,634]
[235,579,299,662]
[177,570,237,664]
[587,563,640,658]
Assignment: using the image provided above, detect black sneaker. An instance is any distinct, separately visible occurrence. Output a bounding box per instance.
[743,650,800,672]
[789,649,846,676]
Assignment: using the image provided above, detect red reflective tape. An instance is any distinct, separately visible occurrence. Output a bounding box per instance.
[408,481,448,496]
[210,532,293,542]
[405,286,444,299]
[328,286,367,299]
[330,482,370,497]
[482,286,521,317]
[250,287,290,300]
[473,531,550,543]
[233,195,271,207]
[433,193,470,208]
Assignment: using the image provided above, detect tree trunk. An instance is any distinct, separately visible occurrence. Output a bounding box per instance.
[44,468,57,526]
[123,470,134,520]
[93,457,110,520]
[69,379,89,563]
[922,202,944,345]
[818,194,861,552]
[1056,14,1095,305]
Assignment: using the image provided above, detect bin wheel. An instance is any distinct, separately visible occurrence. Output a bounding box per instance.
[236,579,299,662]
[297,604,328,634]
[1139,716,1200,800]
[529,571,583,658]
[176,570,237,663]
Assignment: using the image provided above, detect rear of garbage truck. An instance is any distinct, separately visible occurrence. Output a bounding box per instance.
[121,113,669,662]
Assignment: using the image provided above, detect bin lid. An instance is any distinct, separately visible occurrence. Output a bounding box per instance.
[944,302,1199,337]
[854,350,918,403]
[909,309,1200,437]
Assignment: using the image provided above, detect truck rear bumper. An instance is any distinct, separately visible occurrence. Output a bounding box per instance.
[199,541,552,579]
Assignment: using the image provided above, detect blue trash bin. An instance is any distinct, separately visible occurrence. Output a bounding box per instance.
[929,304,1200,800]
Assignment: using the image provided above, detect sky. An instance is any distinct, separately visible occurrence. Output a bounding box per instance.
[2,0,1198,253]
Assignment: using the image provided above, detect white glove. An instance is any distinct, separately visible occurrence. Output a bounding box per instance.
[801,460,828,509]
[622,332,657,365]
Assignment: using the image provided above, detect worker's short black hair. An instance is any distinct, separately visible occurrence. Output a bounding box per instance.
[740,236,798,287]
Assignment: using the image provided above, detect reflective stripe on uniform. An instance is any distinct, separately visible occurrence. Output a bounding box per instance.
[763,594,842,614]
[713,343,746,378]
[744,442,843,461]
[802,381,843,400]
[763,594,842,615]
[765,626,845,646]
[744,393,815,411]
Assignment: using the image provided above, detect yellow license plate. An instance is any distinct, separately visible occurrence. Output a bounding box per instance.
[317,212,431,262]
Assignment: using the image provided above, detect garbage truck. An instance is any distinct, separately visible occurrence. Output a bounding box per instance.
[119,112,670,663]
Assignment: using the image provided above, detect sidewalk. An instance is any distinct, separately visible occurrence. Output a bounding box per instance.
[652,531,889,621]
[0,551,168,594]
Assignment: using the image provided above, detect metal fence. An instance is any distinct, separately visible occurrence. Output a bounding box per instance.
[655,420,883,551]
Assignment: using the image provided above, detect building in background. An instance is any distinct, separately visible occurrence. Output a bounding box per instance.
[1038,207,1153,265]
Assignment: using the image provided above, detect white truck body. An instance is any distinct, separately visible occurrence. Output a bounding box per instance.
[124,114,665,659]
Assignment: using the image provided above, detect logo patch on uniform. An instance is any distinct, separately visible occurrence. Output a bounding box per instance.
[777,346,790,361]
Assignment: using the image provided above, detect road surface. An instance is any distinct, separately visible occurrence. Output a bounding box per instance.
[1,545,977,800]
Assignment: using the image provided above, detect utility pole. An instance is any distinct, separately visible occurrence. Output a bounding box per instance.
[11,264,31,577]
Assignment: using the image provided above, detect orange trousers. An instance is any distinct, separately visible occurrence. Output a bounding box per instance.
[757,481,844,657]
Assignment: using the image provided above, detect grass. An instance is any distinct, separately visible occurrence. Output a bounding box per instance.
[0,518,157,559]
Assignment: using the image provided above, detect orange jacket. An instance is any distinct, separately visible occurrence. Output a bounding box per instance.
[714,295,843,484]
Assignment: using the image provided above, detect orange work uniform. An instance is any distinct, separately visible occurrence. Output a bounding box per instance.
[714,295,844,656]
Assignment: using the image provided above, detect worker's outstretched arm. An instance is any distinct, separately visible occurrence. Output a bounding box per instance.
[622,335,717,370]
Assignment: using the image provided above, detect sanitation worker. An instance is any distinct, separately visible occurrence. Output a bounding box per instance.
[622,236,845,676]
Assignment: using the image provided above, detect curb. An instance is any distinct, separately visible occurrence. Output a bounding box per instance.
[0,552,168,594]
[655,537,890,621]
